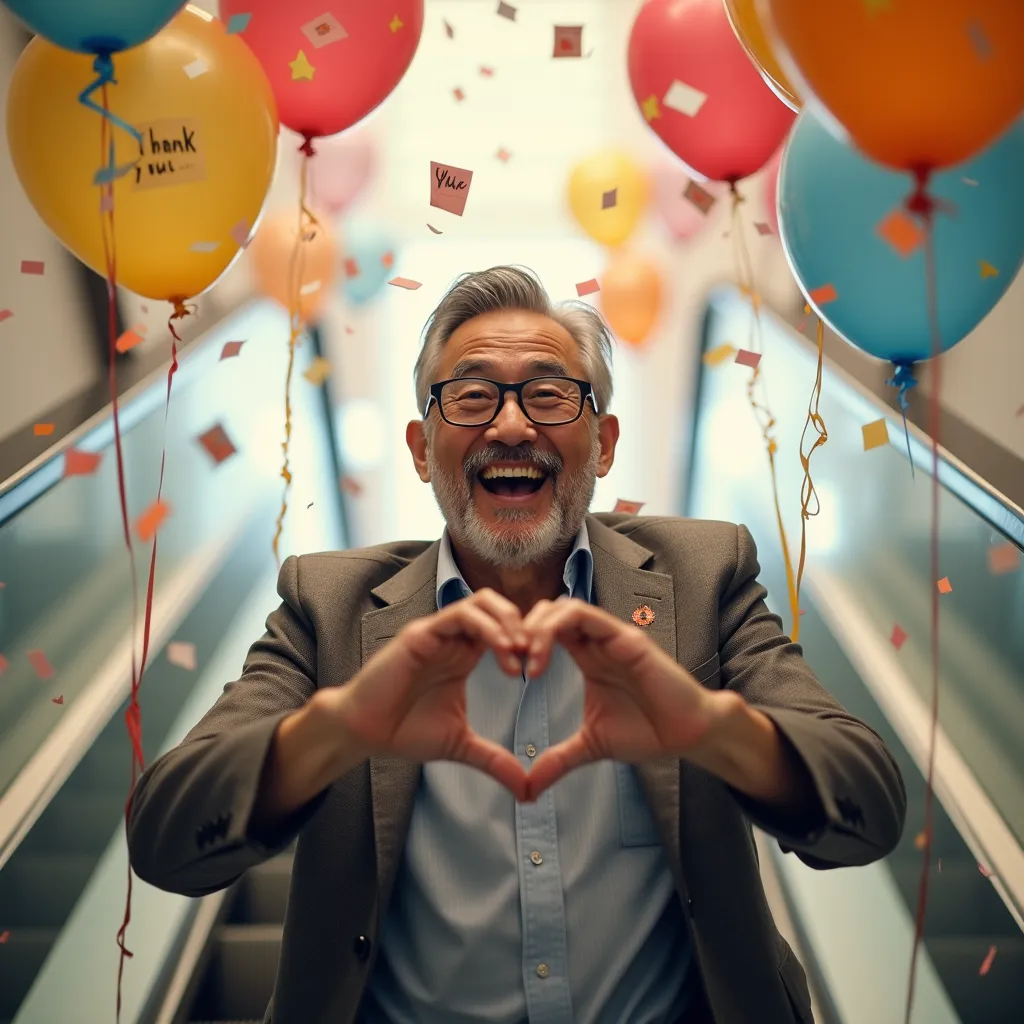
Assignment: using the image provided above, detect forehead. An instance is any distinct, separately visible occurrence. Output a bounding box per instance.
[438,309,584,380]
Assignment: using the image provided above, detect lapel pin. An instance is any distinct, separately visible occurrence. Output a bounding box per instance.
[632,604,655,628]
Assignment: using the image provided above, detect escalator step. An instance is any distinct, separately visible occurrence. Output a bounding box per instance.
[927,936,1024,1024]
[0,927,61,1019]
[190,924,282,1022]
[227,856,293,925]
[0,854,96,926]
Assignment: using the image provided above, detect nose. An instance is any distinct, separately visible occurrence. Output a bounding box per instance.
[487,391,537,444]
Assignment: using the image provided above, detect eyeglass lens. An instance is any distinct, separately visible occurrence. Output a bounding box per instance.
[440,377,583,425]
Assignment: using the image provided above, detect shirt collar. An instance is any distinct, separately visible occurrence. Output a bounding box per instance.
[436,521,594,609]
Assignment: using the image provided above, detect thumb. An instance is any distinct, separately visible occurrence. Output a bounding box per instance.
[525,732,594,801]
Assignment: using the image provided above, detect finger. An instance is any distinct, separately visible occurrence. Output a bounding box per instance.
[525,732,595,801]
[470,588,529,651]
[524,600,621,676]
[431,603,522,676]
[456,733,531,802]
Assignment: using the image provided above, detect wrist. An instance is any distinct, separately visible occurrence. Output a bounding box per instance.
[305,688,371,780]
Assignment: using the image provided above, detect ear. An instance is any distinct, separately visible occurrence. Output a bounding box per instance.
[406,419,431,483]
[595,414,619,478]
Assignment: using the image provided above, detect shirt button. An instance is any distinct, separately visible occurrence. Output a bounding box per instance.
[525,744,537,757]
[530,850,543,865]
[536,963,550,979]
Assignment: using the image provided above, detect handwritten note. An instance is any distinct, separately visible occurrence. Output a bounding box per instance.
[133,119,205,190]
[430,161,474,217]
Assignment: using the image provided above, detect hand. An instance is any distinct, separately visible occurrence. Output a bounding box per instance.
[330,588,532,800]
[520,597,725,799]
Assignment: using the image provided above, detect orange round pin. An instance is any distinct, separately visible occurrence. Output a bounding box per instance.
[632,604,655,627]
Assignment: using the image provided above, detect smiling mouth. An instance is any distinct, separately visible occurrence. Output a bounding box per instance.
[477,468,549,497]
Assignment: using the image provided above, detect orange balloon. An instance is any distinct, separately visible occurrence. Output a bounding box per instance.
[724,0,800,111]
[250,210,338,323]
[763,0,1024,171]
[600,253,663,348]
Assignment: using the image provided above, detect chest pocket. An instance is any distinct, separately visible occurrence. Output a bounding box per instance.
[616,652,723,847]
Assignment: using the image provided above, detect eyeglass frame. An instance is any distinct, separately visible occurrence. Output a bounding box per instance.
[423,375,599,427]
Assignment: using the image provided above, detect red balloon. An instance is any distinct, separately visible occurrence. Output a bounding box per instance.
[221,0,423,140]
[627,0,795,182]
[762,145,783,238]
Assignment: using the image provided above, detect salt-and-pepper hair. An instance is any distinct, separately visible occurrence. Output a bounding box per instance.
[414,266,614,427]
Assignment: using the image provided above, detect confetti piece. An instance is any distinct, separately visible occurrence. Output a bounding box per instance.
[967,21,992,59]
[980,261,998,278]
[663,79,708,117]
[197,424,237,466]
[754,222,772,236]
[891,624,908,650]
[641,94,661,121]
[937,859,942,873]
[962,177,978,187]
[184,57,209,78]
[27,650,54,680]
[602,188,617,210]
[21,260,44,275]
[553,25,583,58]
[810,283,838,305]
[988,543,1020,575]
[862,418,889,451]
[230,219,251,248]
[389,14,404,32]
[497,147,511,163]
[497,1,517,21]
[303,356,332,386]
[0,930,8,943]
[937,576,952,594]
[431,161,474,216]
[735,349,761,369]
[190,240,219,253]
[684,180,716,215]
[979,862,993,878]
[381,251,394,269]
[0,654,8,676]
[389,277,422,290]
[52,696,64,706]
[136,499,171,542]
[340,475,364,496]
[226,12,251,34]
[344,326,354,334]
[877,209,924,258]
[613,499,645,514]
[979,945,997,976]
[453,87,465,102]
[479,66,494,76]
[289,50,315,81]
[576,278,600,297]
[344,257,360,278]
[220,340,244,361]
[63,449,102,477]
[703,344,736,367]
[300,279,322,297]
[307,502,314,509]
[914,830,927,850]
[33,423,55,437]
[444,19,454,38]
[301,13,347,48]
[0,309,12,323]
[427,223,443,234]
[115,326,146,353]
[167,640,197,670]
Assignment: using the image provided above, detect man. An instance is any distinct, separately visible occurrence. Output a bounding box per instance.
[128,266,906,1024]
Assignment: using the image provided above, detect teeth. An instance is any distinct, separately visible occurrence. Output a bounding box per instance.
[480,466,545,480]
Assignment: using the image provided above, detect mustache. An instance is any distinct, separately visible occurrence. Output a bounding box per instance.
[463,444,563,479]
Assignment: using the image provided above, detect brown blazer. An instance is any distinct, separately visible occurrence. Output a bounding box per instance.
[128,514,906,1024]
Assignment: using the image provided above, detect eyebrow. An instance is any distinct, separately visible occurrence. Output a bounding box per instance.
[449,358,571,379]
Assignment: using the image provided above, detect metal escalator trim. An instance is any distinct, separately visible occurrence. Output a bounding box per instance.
[0,517,246,872]
[804,562,1024,934]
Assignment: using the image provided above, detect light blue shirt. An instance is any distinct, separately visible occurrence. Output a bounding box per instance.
[360,523,693,1024]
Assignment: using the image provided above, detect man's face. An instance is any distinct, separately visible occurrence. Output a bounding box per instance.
[408,310,618,569]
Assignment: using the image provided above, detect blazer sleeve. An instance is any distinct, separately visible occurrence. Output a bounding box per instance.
[127,555,331,897]
[720,524,907,868]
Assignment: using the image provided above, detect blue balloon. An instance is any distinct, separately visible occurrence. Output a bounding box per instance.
[341,220,398,307]
[779,113,1024,366]
[3,0,184,54]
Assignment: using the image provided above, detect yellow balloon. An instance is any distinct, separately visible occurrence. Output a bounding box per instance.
[5,5,278,303]
[567,150,649,248]
[724,0,800,112]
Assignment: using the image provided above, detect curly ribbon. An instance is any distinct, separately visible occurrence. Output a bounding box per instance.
[794,317,829,625]
[78,53,141,185]
[886,362,919,480]
[729,182,802,641]
[901,168,944,1024]
[272,136,322,568]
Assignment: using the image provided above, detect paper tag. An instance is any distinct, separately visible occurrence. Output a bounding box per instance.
[663,80,707,117]
[430,161,474,216]
[301,12,348,48]
[133,119,206,190]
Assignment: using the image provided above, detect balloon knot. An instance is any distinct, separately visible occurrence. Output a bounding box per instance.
[299,136,317,158]
[167,298,196,342]
[91,52,116,84]
[885,362,919,413]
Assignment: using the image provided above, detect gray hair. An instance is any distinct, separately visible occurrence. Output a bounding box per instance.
[414,266,614,424]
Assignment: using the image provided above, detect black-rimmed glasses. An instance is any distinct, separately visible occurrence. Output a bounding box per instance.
[424,376,598,427]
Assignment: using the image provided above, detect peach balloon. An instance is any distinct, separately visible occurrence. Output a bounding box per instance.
[600,253,664,348]
[250,210,338,323]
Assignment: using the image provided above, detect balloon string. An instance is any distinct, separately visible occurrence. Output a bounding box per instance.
[795,317,829,623]
[886,363,919,480]
[903,172,943,1024]
[729,183,802,642]
[78,53,141,185]
[272,143,320,567]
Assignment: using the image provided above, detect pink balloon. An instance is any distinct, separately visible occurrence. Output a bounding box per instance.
[762,145,783,238]
[651,163,727,241]
[307,132,376,216]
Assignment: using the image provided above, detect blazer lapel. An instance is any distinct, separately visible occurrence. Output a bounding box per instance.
[586,516,684,880]
[361,542,442,923]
